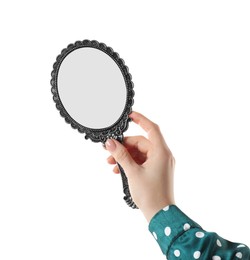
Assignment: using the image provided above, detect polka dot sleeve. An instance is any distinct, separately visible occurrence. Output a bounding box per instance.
[149,205,250,259]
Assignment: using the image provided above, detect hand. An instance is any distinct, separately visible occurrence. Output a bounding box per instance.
[105,112,175,222]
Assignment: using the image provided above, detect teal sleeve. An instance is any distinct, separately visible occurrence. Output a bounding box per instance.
[149,205,250,259]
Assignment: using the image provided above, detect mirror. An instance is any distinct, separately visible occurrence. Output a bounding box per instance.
[51,40,137,208]
[57,47,127,129]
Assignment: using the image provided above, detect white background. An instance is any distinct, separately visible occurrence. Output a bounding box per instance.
[0,1,249,259]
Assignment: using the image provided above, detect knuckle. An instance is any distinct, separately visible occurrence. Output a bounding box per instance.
[152,123,160,131]
[167,152,175,166]
[160,148,175,164]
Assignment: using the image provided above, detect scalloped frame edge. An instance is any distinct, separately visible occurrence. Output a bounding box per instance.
[50,39,135,143]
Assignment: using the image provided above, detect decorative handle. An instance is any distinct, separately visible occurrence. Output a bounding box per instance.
[116,135,138,209]
[117,163,138,209]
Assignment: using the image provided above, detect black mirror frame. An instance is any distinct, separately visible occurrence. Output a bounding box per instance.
[50,39,135,143]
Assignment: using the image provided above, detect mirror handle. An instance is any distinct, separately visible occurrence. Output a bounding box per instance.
[117,163,138,209]
[116,135,138,209]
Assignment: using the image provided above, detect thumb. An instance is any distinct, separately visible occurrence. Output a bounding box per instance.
[105,139,136,173]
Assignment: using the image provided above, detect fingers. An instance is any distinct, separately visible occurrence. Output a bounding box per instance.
[107,156,120,173]
[105,139,138,174]
[107,147,147,166]
[107,155,116,164]
[113,165,120,174]
[107,136,150,164]
[123,136,151,153]
[106,135,149,172]
[129,111,165,145]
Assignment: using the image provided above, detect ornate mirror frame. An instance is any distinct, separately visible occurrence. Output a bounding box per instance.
[50,39,135,143]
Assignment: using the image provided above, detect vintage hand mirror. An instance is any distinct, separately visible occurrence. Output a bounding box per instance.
[51,40,137,208]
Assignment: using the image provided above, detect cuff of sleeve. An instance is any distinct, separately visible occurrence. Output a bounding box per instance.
[148,205,202,256]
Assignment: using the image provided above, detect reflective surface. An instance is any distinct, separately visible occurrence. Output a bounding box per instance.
[57,47,127,129]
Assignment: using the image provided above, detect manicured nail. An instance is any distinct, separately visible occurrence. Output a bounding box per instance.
[106,139,116,152]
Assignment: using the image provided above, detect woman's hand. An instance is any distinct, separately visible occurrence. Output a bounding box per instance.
[105,112,175,222]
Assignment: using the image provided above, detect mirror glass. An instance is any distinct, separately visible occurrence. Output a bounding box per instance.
[57,47,127,129]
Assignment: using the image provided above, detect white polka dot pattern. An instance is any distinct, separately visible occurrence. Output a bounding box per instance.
[236,252,243,258]
[163,205,169,211]
[212,256,221,260]
[183,223,190,231]
[174,249,180,257]
[216,239,222,247]
[237,244,246,248]
[195,231,205,238]
[164,226,171,236]
[193,250,201,259]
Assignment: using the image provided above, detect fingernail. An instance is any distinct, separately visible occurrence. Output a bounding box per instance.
[106,139,116,152]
